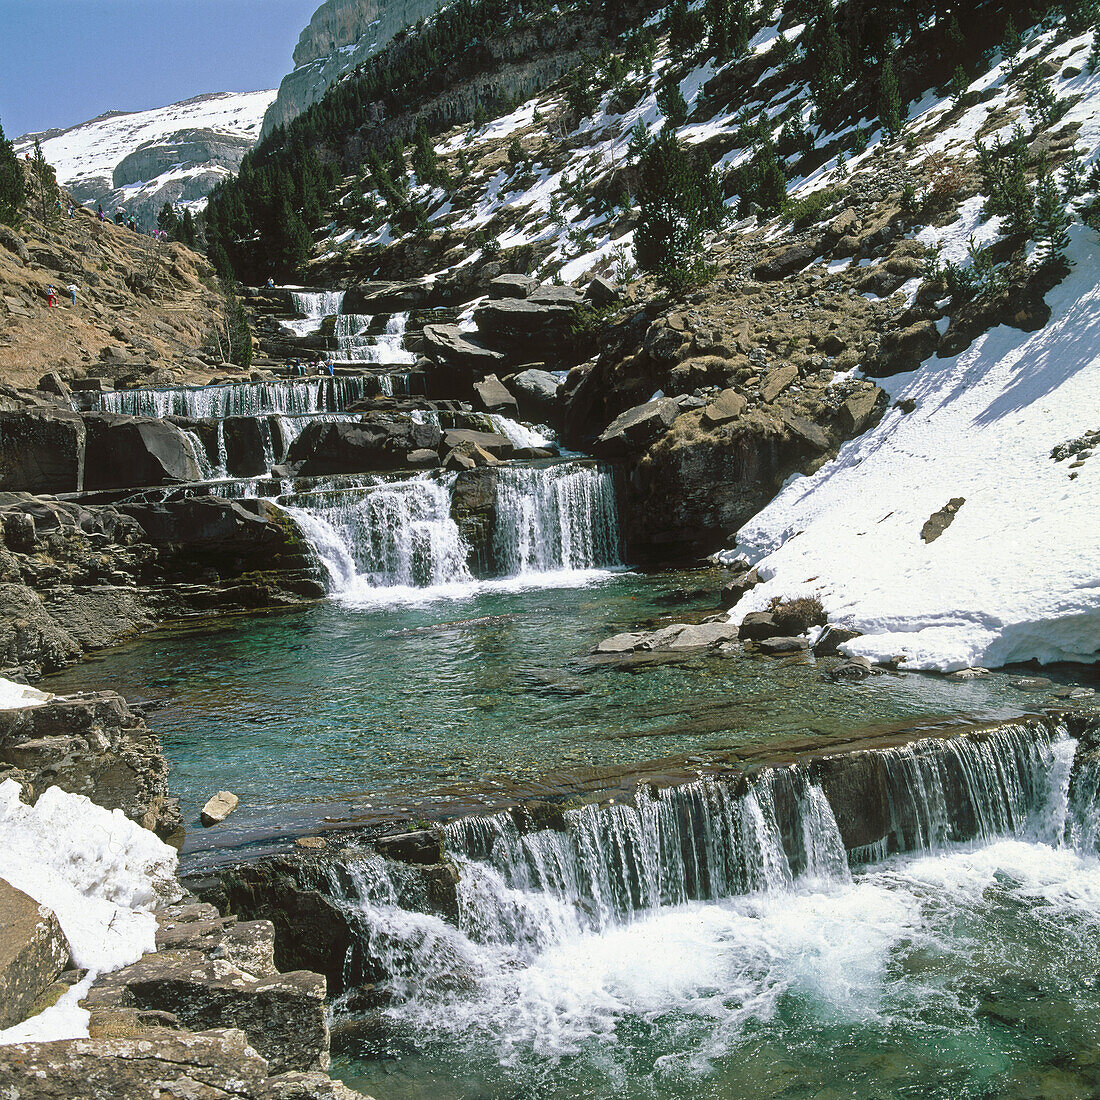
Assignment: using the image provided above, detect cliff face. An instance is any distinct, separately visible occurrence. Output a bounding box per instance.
[260,0,446,136]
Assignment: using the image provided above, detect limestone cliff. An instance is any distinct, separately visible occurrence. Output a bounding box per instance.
[261,0,446,136]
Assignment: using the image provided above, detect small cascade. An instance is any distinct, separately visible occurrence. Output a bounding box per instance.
[94,377,375,419]
[492,463,621,575]
[281,475,472,592]
[314,720,1083,1009]
[291,290,345,318]
[179,429,215,481]
[333,312,418,366]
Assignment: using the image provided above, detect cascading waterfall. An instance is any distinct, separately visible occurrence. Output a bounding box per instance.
[318,720,1088,1017]
[291,289,345,318]
[334,312,418,366]
[492,463,621,575]
[94,376,376,418]
[281,475,472,592]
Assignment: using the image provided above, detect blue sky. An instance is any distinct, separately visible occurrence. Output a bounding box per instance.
[0,0,320,139]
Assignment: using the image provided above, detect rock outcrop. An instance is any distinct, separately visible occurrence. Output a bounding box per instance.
[0,880,70,1030]
[0,691,181,839]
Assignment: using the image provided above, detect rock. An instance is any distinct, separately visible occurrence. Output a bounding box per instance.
[0,225,30,264]
[374,830,443,865]
[663,621,740,649]
[870,320,940,376]
[508,368,560,423]
[286,415,442,477]
[441,428,513,456]
[263,1070,366,1099]
[473,296,578,357]
[528,284,583,305]
[82,412,202,491]
[0,880,70,1029]
[921,497,965,543]
[0,1030,277,1099]
[593,397,679,456]
[760,364,798,403]
[702,388,748,425]
[472,374,519,414]
[0,409,86,494]
[343,280,435,313]
[0,690,179,838]
[948,667,989,680]
[295,837,326,850]
[83,945,328,1074]
[738,611,780,641]
[584,276,621,306]
[37,371,71,399]
[839,387,884,434]
[223,416,270,478]
[755,635,810,655]
[406,448,439,468]
[812,625,862,658]
[720,568,759,609]
[0,583,81,677]
[781,411,829,451]
[753,241,817,281]
[829,656,875,680]
[488,274,537,299]
[595,632,648,653]
[422,324,506,370]
[201,791,239,826]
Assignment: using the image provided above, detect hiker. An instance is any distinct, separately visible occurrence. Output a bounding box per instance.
[67,202,74,218]
[325,356,335,377]
[45,285,57,307]
[67,283,77,306]
[265,277,275,289]
[97,204,104,221]
[114,211,124,225]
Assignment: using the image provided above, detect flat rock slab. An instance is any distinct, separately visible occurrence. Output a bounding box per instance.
[0,879,70,1029]
[703,388,748,425]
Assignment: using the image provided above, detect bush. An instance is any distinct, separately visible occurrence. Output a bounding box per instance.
[769,597,827,635]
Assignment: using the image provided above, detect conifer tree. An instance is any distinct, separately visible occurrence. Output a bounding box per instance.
[31,139,58,224]
[0,120,24,227]
[180,208,197,248]
[1033,162,1071,267]
[1002,15,1021,64]
[878,55,903,137]
[412,122,444,186]
[158,202,180,237]
[656,82,689,127]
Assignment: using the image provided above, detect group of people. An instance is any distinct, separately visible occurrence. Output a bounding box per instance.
[286,355,336,377]
[43,283,78,307]
[95,204,143,234]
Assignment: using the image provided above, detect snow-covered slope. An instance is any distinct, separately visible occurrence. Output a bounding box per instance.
[16,90,275,228]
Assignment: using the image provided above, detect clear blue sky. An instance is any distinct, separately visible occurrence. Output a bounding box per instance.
[0,0,320,139]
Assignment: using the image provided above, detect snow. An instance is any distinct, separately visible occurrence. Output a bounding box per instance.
[723,227,1100,672]
[0,678,51,710]
[0,780,178,973]
[16,91,275,186]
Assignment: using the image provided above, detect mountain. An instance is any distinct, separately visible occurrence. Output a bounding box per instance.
[260,0,446,137]
[15,90,275,230]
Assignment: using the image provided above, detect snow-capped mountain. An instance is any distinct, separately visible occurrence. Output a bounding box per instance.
[16,90,275,229]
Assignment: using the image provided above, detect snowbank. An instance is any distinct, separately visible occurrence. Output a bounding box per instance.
[0,678,51,709]
[0,779,180,1045]
[723,228,1100,672]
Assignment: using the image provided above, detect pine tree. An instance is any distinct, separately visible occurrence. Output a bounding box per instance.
[1033,162,1071,267]
[157,202,180,237]
[1024,67,1061,127]
[31,139,58,225]
[0,120,24,227]
[878,55,903,137]
[1002,16,1021,64]
[180,208,197,248]
[411,122,444,187]
[656,82,689,127]
[222,279,253,370]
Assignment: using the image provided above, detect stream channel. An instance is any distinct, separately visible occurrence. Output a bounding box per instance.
[44,291,1100,1099]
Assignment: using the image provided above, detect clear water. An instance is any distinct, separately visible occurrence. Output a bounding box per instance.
[42,569,1050,861]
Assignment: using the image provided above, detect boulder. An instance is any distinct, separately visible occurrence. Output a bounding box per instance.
[343,280,435,313]
[593,398,679,457]
[870,320,940,376]
[473,295,578,356]
[83,947,328,1074]
[812,625,862,657]
[37,371,71,399]
[921,497,965,543]
[441,428,513,456]
[738,611,780,641]
[0,880,70,1029]
[756,635,810,655]
[422,324,506,370]
[760,364,798,403]
[839,387,884,434]
[702,388,748,425]
[753,241,817,281]
[781,411,829,451]
[0,225,29,264]
[0,409,86,494]
[472,374,519,414]
[488,274,538,299]
[82,412,202,491]
[720,568,759,609]
[201,790,239,826]
[223,416,270,477]
[584,276,621,306]
[374,830,443,865]
[286,416,442,477]
[0,583,81,676]
[508,368,560,423]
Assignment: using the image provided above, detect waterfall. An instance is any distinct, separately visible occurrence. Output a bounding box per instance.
[492,463,621,575]
[281,475,472,593]
[94,377,374,418]
[313,720,1087,1002]
[333,312,418,366]
[291,290,345,318]
[180,429,215,481]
